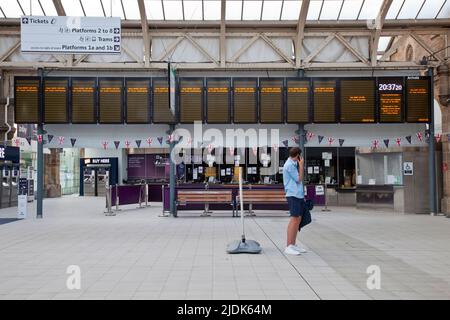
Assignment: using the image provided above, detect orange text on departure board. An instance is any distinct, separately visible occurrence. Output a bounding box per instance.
[314,87,335,93]
[348,96,367,102]
[16,86,38,92]
[154,87,168,93]
[73,87,94,93]
[127,87,148,93]
[208,87,228,93]
[261,87,282,93]
[380,94,401,115]
[100,87,121,93]
[409,88,427,94]
[288,87,308,93]
[45,87,66,93]
[181,87,202,93]
[235,88,255,93]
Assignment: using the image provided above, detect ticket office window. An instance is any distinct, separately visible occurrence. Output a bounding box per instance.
[356,152,403,186]
[277,147,289,183]
[339,147,356,189]
[305,147,338,186]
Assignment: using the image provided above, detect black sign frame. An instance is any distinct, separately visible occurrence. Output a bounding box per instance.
[124,77,151,124]
[285,77,312,124]
[232,77,258,124]
[97,77,124,124]
[70,77,98,124]
[42,76,70,124]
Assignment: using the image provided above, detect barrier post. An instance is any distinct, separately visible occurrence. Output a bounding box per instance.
[115,184,121,212]
[322,183,331,212]
[104,184,115,216]
[145,183,149,207]
[159,184,170,217]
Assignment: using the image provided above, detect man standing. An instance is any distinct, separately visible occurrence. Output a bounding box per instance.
[282,147,307,255]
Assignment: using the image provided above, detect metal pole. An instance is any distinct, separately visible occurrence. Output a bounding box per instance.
[36,68,44,219]
[169,124,176,217]
[428,67,437,215]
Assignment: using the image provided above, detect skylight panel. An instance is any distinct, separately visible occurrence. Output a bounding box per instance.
[281,0,302,20]
[18,0,45,16]
[204,0,221,20]
[320,0,343,20]
[358,0,383,20]
[145,0,164,19]
[396,0,425,19]
[163,0,183,20]
[183,0,203,20]
[417,0,445,19]
[338,0,363,20]
[261,1,282,20]
[242,0,262,20]
[80,0,104,17]
[306,0,322,20]
[61,0,85,16]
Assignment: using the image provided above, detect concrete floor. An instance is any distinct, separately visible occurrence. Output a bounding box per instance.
[1,196,450,300]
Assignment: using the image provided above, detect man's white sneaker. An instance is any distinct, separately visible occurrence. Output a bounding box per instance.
[284,245,301,255]
[292,245,307,253]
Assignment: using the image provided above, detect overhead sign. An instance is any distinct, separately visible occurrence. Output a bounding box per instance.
[21,16,121,54]
[403,162,414,176]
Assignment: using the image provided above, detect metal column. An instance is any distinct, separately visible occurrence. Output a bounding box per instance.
[169,124,176,217]
[36,69,44,218]
[428,67,437,215]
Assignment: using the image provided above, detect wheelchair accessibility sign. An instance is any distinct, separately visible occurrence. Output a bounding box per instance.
[403,162,414,176]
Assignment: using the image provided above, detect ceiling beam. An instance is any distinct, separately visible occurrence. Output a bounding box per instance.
[379,33,410,61]
[229,34,260,62]
[304,34,335,64]
[295,0,310,68]
[371,0,393,66]
[157,36,184,61]
[410,32,445,63]
[0,40,20,63]
[335,33,369,65]
[137,0,150,67]
[184,34,219,65]
[52,0,66,16]
[260,34,294,66]
[220,0,226,67]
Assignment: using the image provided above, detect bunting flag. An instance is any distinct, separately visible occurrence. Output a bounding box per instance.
[114,141,120,149]
[291,136,299,144]
[372,139,380,149]
[157,137,163,145]
[383,139,390,148]
[187,137,192,146]
[307,132,314,142]
[229,146,234,156]
[207,144,213,154]
[168,134,174,144]
[47,134,54,144]
[26,137,32,145]
[14,138,20,147]
[70,138,76,147]
[37,135,43,144]
[406,135,412,144]
[396,138,402,147]
[58,136,65,145]
[436,134,442,143]
[272,143,278,152]
[416,132,423,142]
[252,147,258,157]
[102,141,108,150]
[318,135,324,144]
[282,140,289,147]
[327,137,334,146]
[135,140,142,148]
[125,140,131,148]
[338,139,345,147]
[146,137,153,146]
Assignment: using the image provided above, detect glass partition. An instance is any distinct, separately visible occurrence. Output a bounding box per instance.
[356,152,403,186]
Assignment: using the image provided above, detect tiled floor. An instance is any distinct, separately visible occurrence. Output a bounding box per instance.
[1,196,450,300]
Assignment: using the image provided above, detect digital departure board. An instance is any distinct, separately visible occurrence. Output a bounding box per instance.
[179,78,203,123]
[152,79,176,123]
[98,79,123,123]
[43,78,68,123]
[233,79,257,123]
[286,79,310,123]
[71,78,96,123]
[126,79,149,123]
[14,77,40,123]
[378,77,404,123]
[206,79,230,123]
[259,78,283,123]
[406,77,430,123]
[340,79,375,123]
[313,80,336,123]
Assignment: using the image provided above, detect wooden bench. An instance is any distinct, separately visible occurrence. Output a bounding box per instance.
[236,190,287,215]
[176,190,235,216]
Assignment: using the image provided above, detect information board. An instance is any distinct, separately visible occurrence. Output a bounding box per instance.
[313,80,336,123]
[98,79,123,123]
[259,78,283,123]
[152,79,176,123]
[233,79,257,123]
[179,79,203,123]
[14,78,40,124]
[126,79,149,123]
[406,77,430,123]
[286,79,310,123]
[43,78,68,123]
[340,79,375,123]
[378,77,404,123]
[206,79,230,123]
[71,78,96,123]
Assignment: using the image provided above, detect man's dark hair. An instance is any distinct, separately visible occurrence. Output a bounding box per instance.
[289,147,301,158]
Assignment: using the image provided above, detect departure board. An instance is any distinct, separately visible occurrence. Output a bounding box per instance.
[98,79,123,123]
[259,78,283,123]
[14,77,40,123]
[233,79,257,123]
[340,79,375,123]
[43,78,68,123]
[206,79,230,123]
[378,77,404,123]
[71,78,96,123]
[179,78,203,123]
[286,79,310,123]
[406,77,430,123]
[126,79,149,123]
[313,80,336,122]
[152,79,176,123]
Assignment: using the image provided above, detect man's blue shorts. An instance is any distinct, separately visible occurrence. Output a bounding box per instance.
[286,196,305,217]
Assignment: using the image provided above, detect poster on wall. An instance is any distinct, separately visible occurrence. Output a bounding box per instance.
[403,162,414,175]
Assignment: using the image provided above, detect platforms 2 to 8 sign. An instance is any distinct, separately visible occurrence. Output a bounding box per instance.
[20,16,121,54]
